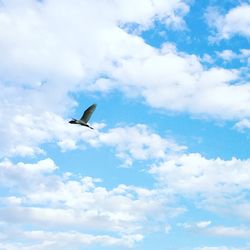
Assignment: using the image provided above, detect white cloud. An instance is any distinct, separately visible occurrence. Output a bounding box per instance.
[0,107,184,165]
[241,49,250,58]
[180,222,250,250]
[106,45,250,119]
[0,230,143,249]
[201,53,214,64]
[178,220,211,230]
[149,153,250,212]
[234,118,250,131]
[196,220,212,229]
[216,49,250,63]
[180,221,250,238]
[0,0,189,162]
[0,158,58,194]
[0,0,191,155]
[1,1,250,249]
[206,4,250,40]
[0,0,249,134]
[0,158,180,248]
[0,0,189,85]
[234,203,250,220]
[207,226,250,238]
[97,124,185,166]
[216,50,237,62]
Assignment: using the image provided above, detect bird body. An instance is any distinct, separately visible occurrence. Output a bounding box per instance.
[69,104,96,129]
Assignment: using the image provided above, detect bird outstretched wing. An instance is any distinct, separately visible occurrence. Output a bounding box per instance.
[80,104,97,123]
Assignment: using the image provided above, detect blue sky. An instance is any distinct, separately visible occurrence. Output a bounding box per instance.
[0,0,250,249]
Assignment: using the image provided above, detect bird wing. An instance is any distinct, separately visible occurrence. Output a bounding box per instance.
[80,104,97,123]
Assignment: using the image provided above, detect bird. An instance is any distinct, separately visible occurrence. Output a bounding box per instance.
[69,104,97,129]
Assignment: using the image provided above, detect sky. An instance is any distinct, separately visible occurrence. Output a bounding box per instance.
[0,0,250,249]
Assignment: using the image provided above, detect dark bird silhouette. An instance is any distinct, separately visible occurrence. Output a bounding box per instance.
[69,104,97,129]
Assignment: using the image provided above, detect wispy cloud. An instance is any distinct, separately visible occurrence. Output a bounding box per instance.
[206,4,250,40]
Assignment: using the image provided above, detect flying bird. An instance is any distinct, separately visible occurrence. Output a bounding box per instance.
[69,104,97,129]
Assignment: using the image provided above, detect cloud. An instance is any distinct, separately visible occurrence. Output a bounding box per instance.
[206,4,250,40]
[179,221,250,238]
[234,118,250,131]
[106,44,250,119]
[149,153,250,212]
[180,222,250,250]
[178,220,211,230]
[201,54,214,64]
[0,107,184,165]
[206,226,250,238]
[0,0,189,85]
[234,203,250,220]
[216,50,238,62]
[216,49,250,63]
[196,220,212,229]
[0,0,249,128]
[0,229,143,249]
[0,158,180,248]
[1,1,250,249]
[96,124,185,166]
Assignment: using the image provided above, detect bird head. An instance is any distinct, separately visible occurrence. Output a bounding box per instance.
[69,118,77,124]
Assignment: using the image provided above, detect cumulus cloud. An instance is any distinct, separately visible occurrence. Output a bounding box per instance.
[106,44,250,119]
[196,220,212,229]
[0,0,249,129]
[1,1,250,249]
[216,49,250,63]
[206,4,250,40]
[0,106,184,165]
[0,158,178,249]
[149,153,250,213]
[0,0,190,140]
[0,229,143,249]
[0,0,190,162]
[96,124,185,166]
[0,0,189,85]
[216,50,238,62]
